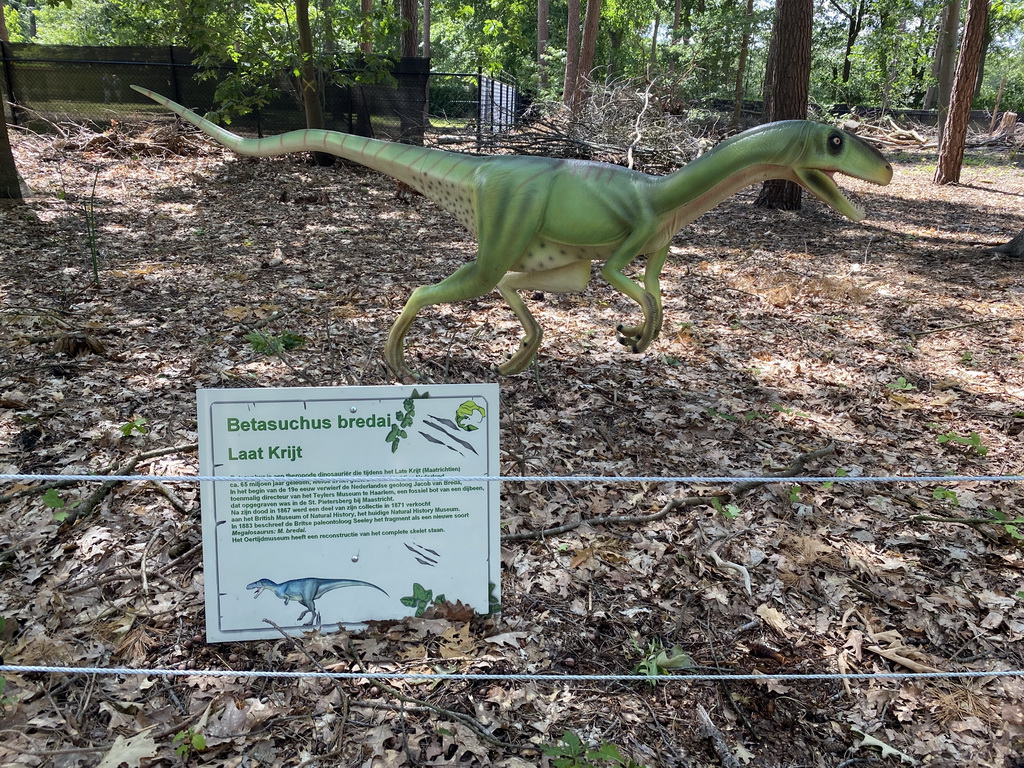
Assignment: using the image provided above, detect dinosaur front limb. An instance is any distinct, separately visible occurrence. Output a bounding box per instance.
[599,236,665,354]
[614,245,669,348]
[494,284,543,374]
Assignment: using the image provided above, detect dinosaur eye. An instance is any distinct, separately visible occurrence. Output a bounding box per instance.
[827,132,844,154]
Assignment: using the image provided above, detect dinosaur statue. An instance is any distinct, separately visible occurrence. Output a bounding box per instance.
[246,576,388,626]
[132,86,893,380]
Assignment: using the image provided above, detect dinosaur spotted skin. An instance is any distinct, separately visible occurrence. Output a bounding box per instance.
[132,86,892,380]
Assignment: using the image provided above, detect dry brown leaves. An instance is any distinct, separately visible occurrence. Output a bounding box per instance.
[0,125,1022,766]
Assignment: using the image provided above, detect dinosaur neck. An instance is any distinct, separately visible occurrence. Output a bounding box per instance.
[651,123,804,221]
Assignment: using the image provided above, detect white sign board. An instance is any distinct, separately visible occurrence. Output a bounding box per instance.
[197,384,500,642]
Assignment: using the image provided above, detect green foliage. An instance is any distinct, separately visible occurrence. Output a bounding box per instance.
[932,486,959,504]
[539,730,646,768]
[711,497,741,520]
[245,330,306,356]
[3,4,30,42]
[172,727,207,761]
[176,0,398,122]
[886,376,916,391]
[822,468,850,490]
[385,389,427,453]
[400,582,445,616]
[930,427,989,456]
[0,674,11,710]
[10,0,1024,112]
[41,488,78,522]
[990,509,1024,541]
[119,417,149,436]
[630,636,694,685]
[662,0,773,103]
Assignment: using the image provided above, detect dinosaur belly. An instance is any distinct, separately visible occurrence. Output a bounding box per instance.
[500,239,611,293]
[510,238,611,274]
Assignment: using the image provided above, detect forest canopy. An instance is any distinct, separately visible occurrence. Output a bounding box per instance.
[2,0,1022,113]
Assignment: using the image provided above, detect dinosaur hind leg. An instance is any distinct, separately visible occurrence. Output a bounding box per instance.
[494,261,591,373]
[495,285,542,374]
[384,262,505,381]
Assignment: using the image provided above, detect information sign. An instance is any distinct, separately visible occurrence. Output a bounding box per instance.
[197,384,500,642]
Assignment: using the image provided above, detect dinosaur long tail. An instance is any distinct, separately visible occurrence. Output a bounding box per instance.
[323,578,389,597]
[130,85,481,199]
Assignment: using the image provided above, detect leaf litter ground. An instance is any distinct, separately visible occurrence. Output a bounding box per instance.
[1,126,1023,767]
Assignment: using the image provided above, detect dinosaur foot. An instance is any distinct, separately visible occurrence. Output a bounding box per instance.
[615,324,644,353]
[493,337,541,375]
[388,363,426,384]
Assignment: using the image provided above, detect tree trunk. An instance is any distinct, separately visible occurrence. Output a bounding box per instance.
[755,0,812,210]
[648,12,660,77]
[731,0,755,130]
[537,0,549,89]
[1,113,21,200]
[0,0,10,44]
[935,0,960,143]
[360,0,374,55]
[321,0,335,55]
[571,0,602,113]
[295,0,333,166]
[992,229,1024,257]
[400,0,418,57]
[830,0,865,84]
[933,0,988,185]
[422,0,430,58]
[563,0,581,109]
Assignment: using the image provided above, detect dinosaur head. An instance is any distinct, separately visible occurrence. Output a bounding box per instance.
[246,578,273,598]
[784,121,893,222]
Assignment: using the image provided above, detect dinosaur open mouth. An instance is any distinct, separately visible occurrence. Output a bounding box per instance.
[252,587,264,598]
[797,168,868,222]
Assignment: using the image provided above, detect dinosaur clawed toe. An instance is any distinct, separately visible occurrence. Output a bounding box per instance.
[615,323,646,352]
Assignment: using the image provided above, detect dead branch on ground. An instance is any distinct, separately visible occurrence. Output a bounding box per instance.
[503,443,836,541]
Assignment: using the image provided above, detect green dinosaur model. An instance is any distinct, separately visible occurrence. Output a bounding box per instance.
[132,86,892,380]
[246,576,388,626]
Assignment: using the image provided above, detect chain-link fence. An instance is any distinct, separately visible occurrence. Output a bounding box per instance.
[0,43,520,143]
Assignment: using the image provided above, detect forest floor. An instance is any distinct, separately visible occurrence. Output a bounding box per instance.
[1,121,1023,768]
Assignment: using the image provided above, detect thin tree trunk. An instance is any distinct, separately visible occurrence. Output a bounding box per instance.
[1,4,22,199]
[572,0,602,113]
[755,0,812,210]
[563,0,581,109]
[400,0,418,57]
[731,0,755,130]
[828,0,865,84]
[538,0,549,88]
[422,0,430,57]
[934,0,989,184]
[0,0,10,44]
[988,70,1006,131]
[935,0,960,143]
[360,0,373,55]
[321,0,335,55]
[1,110,22,201]
[648,12,660,77]
[295,0,332,166]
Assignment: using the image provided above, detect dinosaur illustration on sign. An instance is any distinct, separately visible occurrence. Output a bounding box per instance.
[246,576,389,626]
